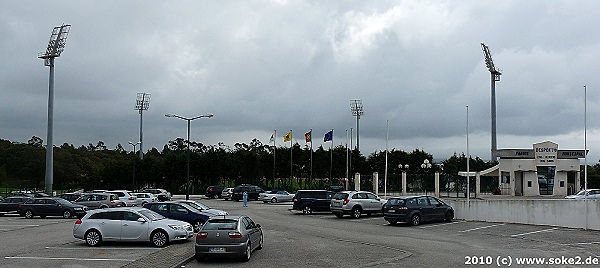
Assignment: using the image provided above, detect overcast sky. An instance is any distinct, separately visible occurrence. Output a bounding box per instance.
[2,1,600,163]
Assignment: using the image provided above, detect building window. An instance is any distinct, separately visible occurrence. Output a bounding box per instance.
[527,181,532,187]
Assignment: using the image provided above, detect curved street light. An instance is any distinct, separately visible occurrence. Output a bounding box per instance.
[165,113,214,200]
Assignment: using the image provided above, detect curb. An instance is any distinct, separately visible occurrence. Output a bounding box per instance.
[121,241,194,268]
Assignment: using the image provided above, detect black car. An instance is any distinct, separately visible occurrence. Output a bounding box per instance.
[383,195,454,226]
[18,197,88,219]
[205,186,226,199]
[290,190,334,214]
[0,196,32,215]
[232,184,264,201]
[144,201,210,232]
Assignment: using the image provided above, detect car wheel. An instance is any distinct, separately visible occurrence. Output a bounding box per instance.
[271,197,277,203]
[411,214,421,226]
[85,229,102,246]
[217,194,222,199]
[100,205,108,209]
[141,202,148,207]
[24,210,34,219]
[151,230,169,247]
[334,213,343,218]
[62,210,72,219]
[351,207,362,219]
[388,220,398,225]
[257,233,264,250]
[193,220,205,233]
[301,206,313,214]
[445,211,454,222]
[243,242,251,262]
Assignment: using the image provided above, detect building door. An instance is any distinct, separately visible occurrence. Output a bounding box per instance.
[514,172,523,196]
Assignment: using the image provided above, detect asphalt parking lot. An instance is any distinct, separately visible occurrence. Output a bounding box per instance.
[1,197,599,268]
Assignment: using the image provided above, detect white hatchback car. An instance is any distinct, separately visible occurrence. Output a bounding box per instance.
[73,207,194,247]
[107,190,140,206]
[565,189,600,199]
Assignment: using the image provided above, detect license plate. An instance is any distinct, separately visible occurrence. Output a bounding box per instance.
[387,209,395,213]
[209,247,226,252]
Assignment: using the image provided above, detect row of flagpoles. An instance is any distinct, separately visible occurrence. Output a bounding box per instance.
[268,129,341,184]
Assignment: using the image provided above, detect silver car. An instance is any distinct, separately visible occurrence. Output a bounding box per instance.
[259,190,295,203]
[330,191,387,219]
[221,187,234,201]
[195,215,263,262]
[565,189,600,199]
[73,207,194,247]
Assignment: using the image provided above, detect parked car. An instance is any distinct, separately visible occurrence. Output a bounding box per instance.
[144,188,172,201]
[205,186,226,199]
[290,190,334,214]
[221,187,234,201]
[195,215,263,262]
[173,200,228,216]
[74,193,125,209]
[232,185,264,202]
[134,193,159,206]
[106,190,140,206]
[383,195,454,226]
[57,192,85,202]
[0,196,32,215]
[259,190,295,203]
[144,201,210,232]
[565,189,600,199]
[330,191,387,219]
[19,197,88,219]
[73,207,194,247]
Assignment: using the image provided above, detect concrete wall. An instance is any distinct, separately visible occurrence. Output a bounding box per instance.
[446,199,600,230]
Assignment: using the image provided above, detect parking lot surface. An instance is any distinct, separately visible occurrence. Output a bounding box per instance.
[2,196,599,267]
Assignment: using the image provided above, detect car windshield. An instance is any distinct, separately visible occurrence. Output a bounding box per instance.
[388,199,406,206]
[203,219,238,230]
[55,198,72,204]
[332,193,348,200]
[185,201,209,210]
[139,209,166,221]
[576,190,589,196]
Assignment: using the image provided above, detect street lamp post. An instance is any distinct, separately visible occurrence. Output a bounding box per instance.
[421,159,432,194]
[128,141,141,190]
[165,113,214,200]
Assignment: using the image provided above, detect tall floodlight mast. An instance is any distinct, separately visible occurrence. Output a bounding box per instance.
[350,100,364,152]
[135,92,151,159]
[481,43,502,161]
[38,24,71,195]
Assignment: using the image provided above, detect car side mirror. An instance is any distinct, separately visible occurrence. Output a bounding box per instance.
[137,217,147,223]
[255,224,261,228]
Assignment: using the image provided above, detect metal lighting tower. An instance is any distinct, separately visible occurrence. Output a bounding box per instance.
[165,113,214,200]
[350,100,364,152]
[481,43,502,161]
[135,93,151,159]
[38,24,71,195]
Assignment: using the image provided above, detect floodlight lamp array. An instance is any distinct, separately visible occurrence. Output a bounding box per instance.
[135,92,151,111]
[350,99,364,116]
[38,24,71,66]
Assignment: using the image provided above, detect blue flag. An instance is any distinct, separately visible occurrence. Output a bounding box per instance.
[324,130,333,142]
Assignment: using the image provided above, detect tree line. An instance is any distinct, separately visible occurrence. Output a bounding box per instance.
[0,136,597,195]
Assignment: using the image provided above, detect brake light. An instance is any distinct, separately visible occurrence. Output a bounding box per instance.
[343,199,350,205]
[75,219,82,225]
[398,207,408,210]
[197,232,208,239]
[209,188,213,193]
[228,232,243,239]
[293,198,298,202]
[128,196,135,200]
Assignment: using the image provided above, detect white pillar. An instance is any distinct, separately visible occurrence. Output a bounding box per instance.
[434,172,440,197]
[475,173,481,198]
[354,173,361,191]
[402,171,407,196]
[373,172,378,195]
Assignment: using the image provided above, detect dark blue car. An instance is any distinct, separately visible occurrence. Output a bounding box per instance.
[144,201,210,232]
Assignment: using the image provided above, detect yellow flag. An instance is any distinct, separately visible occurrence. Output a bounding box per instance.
[283,131,292,142]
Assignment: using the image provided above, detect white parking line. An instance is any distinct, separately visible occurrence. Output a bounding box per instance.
[560,241,600,246]
[460,223,506,233]
[419,221,463,229]
[45,246,156,250]
[4,256,134,262]
[511,228,558,237]
[0,224,40,227]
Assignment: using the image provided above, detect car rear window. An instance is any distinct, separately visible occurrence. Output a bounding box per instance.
[204,219,238,230]
[332,193,348,200]
[388,199,406,206]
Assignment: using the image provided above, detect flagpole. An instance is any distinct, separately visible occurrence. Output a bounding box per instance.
[346,129,349,190]
[385,120,389,197]
[273,130,276,189]
[290,130,293,184]
[330,129,333,181]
